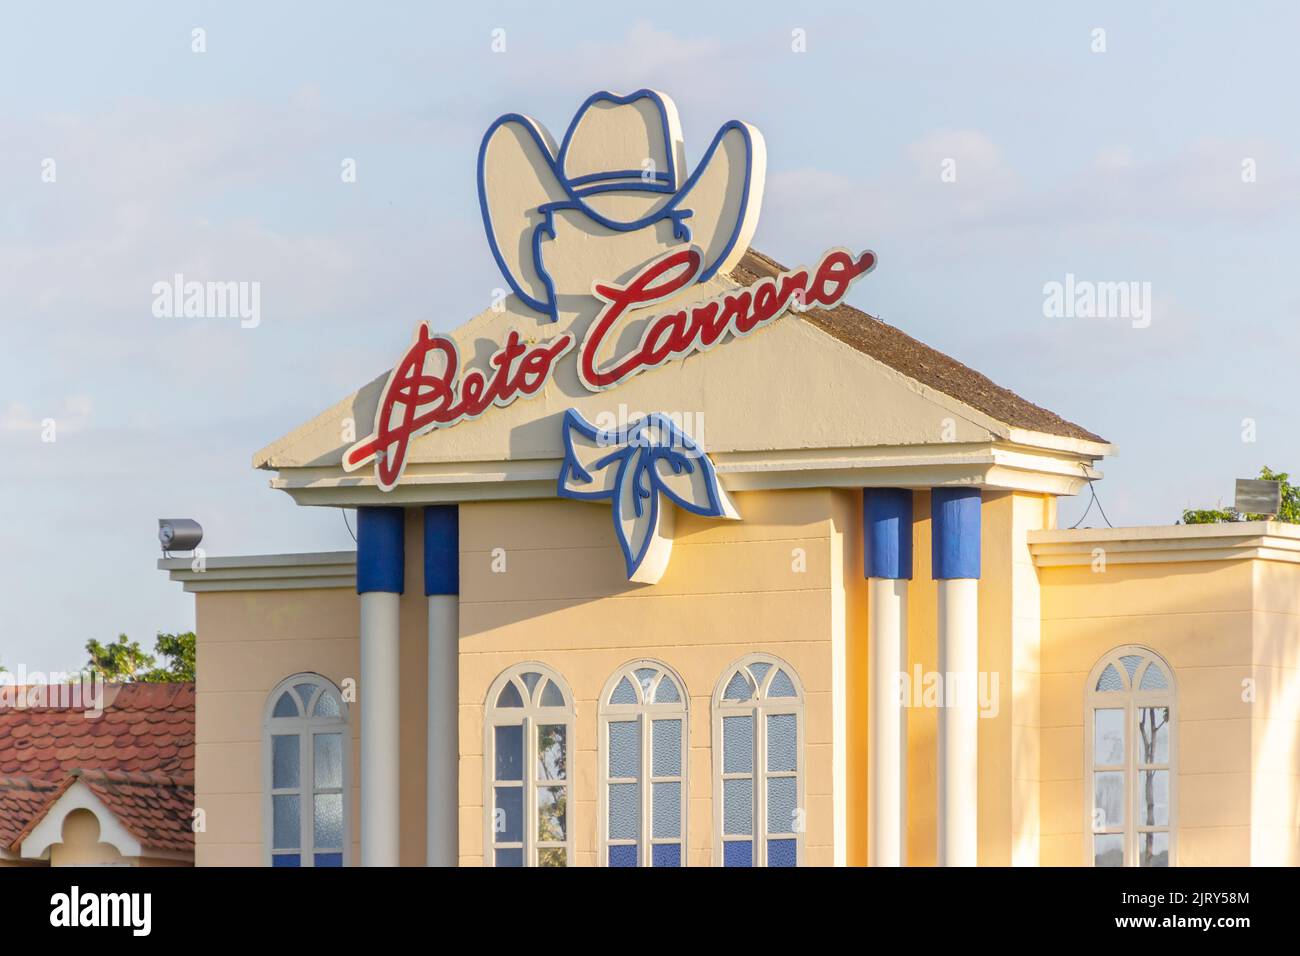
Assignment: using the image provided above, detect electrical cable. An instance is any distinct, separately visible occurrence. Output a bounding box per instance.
[1070,463,1114,529]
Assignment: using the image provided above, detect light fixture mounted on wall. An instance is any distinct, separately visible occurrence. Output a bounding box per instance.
[158,518,203,555]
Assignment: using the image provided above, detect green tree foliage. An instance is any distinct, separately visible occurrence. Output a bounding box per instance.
[146,631,196,682]
[1181,466,1300,525]
[83,631,196,683]
[84,634,154,681]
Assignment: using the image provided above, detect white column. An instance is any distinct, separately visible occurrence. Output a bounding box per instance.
[937,577,978,867]
[427,594,458,866]
[868,576,908,867]
[360,591,401,867]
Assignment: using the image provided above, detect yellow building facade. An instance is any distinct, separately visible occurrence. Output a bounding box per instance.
[164,502,1300,868]
[160,88,1300,868]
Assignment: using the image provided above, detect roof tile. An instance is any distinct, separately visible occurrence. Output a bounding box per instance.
[0,683,195,857]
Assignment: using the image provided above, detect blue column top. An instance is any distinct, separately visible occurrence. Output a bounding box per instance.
[931,488,981,580]
[357,506,405,594]
[863,488,913,580]
[424,505,460,596]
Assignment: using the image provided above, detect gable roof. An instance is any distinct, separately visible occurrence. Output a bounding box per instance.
[0,683,194,858]
[0,776,60,849]
[77,769,195,855]
[736,249,1105,444]
[253,244,1109,500]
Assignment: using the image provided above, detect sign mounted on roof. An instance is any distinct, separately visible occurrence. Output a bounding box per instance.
[343,89,877,492]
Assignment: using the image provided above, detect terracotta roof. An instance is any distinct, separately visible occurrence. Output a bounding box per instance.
[78,769,195,854]
[735,249,1106,444]
[0,776,60,849]
[0,682,194,779]
[0,683,194,858]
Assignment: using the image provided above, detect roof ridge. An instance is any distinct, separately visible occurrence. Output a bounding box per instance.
[0,775,60,789]
[76,768,195,789]
[734,248,1106,444]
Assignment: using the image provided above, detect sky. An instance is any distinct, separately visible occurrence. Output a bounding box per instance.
[3,1,1300,673]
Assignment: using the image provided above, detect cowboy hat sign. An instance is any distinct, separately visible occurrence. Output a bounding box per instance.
[477,88,766,324]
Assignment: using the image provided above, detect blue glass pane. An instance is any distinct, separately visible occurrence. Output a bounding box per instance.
[272,734,299,789]
[610,677,638,705]
[1140,664,1169,691]
[723,778,753,835]
[537,725,567,781]
[724,671,754,701]
[654,675,681,703]
[313,690,342,718]
[538,786,567,841]
[767,777,797,834]
[652,719,681,776]
[521,672,542,697]
[314,852,343,867]
[609,783,639,839]
[634,668,658,698]
[494,786,523,842]
[497,682,524,708]
[272,692,299,718]
[767,714,797,772]
[1120,655,1143,681]
[768,670,797,698]
[608,720,640,779]
[749,662,772,686]
[313,733,343,789]
[652,781,681,838]
[314,793,343,848]
[540,680,566,707]
[768,838,797,867]
[1096,664,1123,692]
[272,794,299,849]
[723,840,753,867]
[608,844,638,867]
[294,683,317,708]
[272,853,300,867]
[652,843,681,867]
[723,716,754,774]
[495,725,523,781]
[495,848,523,867]
[1094,833,1124,867]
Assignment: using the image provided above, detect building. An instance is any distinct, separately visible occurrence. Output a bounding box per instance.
[0,683,195,866]
[159,89,1300,867]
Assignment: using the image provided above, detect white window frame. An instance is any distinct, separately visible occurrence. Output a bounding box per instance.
[711,653,806,867]
[262,673,351,867]
[1084,645,1177,867]
[597,660,690,867]
[483,662,576,867]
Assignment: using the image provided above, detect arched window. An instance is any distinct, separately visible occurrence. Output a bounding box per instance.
[1086,646,1176,867]
[484,663,575,867]
[712,654,805,867]
[598,660,689,867]
[263,674,350,867]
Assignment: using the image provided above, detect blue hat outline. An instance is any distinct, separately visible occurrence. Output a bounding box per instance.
[477,89,761,322]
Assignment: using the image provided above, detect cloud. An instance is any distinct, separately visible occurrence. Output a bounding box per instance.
[1,395,92,434]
